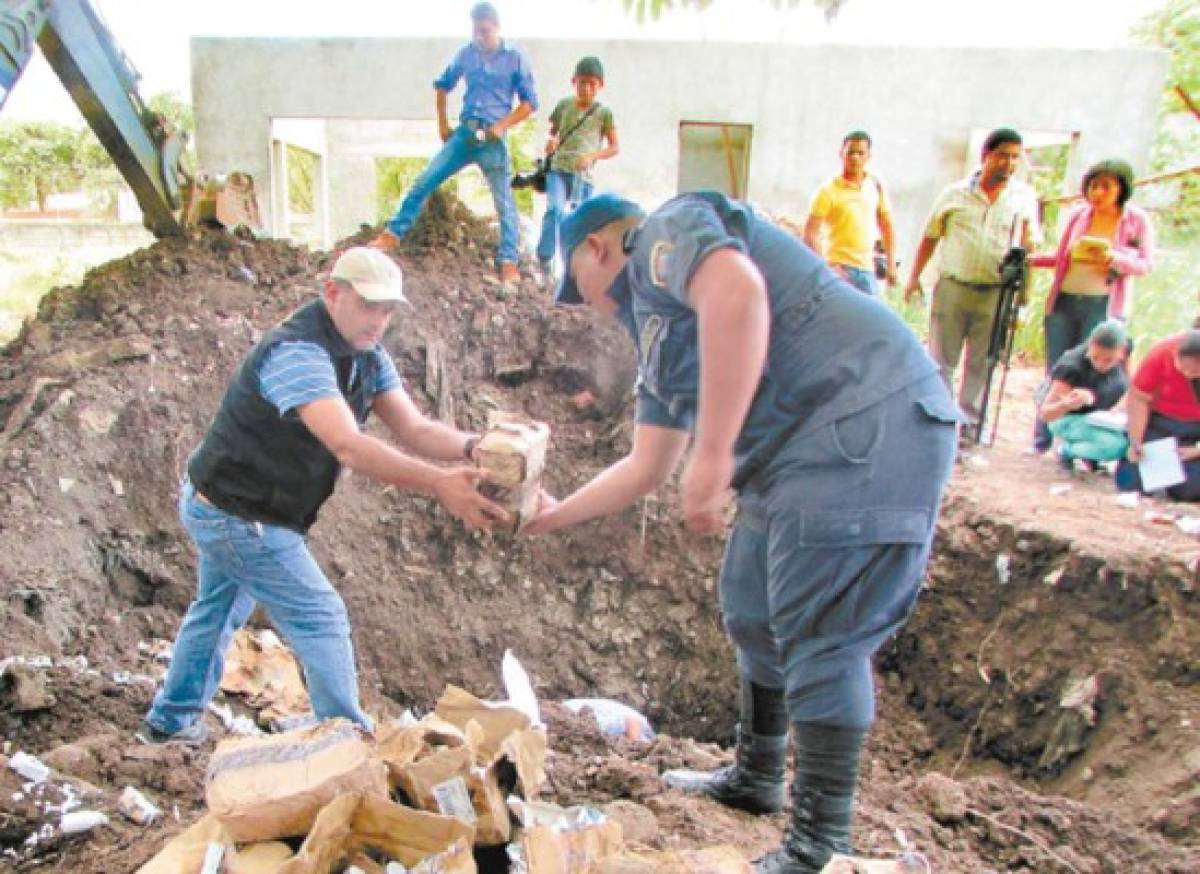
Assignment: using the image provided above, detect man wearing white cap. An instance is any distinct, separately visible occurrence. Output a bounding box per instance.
[139,247,507,745]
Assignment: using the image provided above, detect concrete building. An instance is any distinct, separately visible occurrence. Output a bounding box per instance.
[191,37,1166,253]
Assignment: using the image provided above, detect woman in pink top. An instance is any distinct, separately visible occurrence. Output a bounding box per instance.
[1030,159,1155,451]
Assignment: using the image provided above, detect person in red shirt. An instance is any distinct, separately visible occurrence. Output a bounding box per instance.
[1116,330,1200,500]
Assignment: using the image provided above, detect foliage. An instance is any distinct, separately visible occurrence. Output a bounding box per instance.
[146,90,194,139]
[1133,0,1199,238]
[0,121,96,211]
[0,90,192,217]
[0,249,91,343]
[375,120,541,225]
[506,117,540,217]
[1124,0,1200,355]
[285,144,319,215]
[620,0,847,22]
[376,156,445,224]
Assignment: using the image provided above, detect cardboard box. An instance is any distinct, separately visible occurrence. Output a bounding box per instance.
[392,745,511,846]
[276,793,475,874]
[205,719,388,843]
[135,814,232,874]
[475,413,550,532]
[512,800,625,874]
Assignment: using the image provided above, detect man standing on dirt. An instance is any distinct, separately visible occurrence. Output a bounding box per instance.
[524,192,958,872]
[138,247,506,745]
[372,2,537,286]
[904,127,1039,433]
[802,131,897,295]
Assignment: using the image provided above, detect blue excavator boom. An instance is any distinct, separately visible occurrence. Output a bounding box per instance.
[0,0,260,237]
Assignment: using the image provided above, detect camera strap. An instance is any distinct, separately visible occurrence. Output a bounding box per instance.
[547,102,601,161]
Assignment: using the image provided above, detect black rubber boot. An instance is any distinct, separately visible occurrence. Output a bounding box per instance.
[661,678,788,814]
[754,722,868,874]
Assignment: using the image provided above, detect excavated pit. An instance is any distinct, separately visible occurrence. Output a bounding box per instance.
[0,195,1196,872]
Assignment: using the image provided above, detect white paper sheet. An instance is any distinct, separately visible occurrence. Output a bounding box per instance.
[1139,437,1186,492]
[1085,409,1127,432]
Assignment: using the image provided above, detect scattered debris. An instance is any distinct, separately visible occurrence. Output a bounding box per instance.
[563,698,654,741]
[1175,515,1200,535]
[59,809,108,835]
[9,751,51,784]
[117,786,162,825]
[219,628,311,727]
[994,553,1011,585]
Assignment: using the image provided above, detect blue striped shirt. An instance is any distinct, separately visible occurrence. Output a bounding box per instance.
[258,341,401,416]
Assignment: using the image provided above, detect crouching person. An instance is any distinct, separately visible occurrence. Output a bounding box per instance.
[1038,319,1130,470]
[1117,329,1200,501]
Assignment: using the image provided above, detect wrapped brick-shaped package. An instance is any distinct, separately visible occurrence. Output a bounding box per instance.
[475,413,550,532]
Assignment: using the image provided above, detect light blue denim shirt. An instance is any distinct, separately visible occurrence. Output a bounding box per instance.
[610,191,939,491]
[433,40,539,125]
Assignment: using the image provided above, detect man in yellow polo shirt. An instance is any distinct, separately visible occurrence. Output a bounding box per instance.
[803,131,897,295]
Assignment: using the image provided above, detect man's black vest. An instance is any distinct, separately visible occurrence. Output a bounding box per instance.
[188,299,379,533]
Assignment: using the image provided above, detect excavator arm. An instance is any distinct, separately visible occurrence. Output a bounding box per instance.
[0,0,259,237]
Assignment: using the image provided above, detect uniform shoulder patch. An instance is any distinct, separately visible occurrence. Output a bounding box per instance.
[649,240,674,288]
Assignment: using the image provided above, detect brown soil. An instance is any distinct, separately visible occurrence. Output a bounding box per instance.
[0,193,1196,873]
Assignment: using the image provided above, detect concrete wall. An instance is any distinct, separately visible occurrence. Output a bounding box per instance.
[0,219,153,255]
[192,37,1166,250]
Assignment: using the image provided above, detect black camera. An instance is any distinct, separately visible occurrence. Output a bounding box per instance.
[872,240,888,280]
[511,157,550,193]
[998,245,1028,299]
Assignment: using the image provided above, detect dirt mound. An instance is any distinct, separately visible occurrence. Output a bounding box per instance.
[1,193,1197,872]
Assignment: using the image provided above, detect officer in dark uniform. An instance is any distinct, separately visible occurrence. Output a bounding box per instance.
[524,192,958,872]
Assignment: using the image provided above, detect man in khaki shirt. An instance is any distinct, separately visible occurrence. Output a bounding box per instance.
[905,128,1039,429]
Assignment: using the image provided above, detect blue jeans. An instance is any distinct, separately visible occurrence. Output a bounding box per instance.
[145,481,369,734]
[386,125,519,265]
[535,170,593,264]
[1045,293,1111,372]
[834,264,879,296]
[1116,413,1200,501]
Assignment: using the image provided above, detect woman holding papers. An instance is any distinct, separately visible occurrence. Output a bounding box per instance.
[1038,320,1130,470]
[1117,330,1200,501]
[1030,159,1155,452]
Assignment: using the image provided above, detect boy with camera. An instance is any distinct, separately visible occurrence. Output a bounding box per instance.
[533,56,620,282]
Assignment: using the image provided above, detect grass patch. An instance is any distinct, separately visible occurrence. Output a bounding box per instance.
[0,247,117,344]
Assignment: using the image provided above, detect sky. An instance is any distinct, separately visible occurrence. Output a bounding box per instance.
[4,0,1164,123]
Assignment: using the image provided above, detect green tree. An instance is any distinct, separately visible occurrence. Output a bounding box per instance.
[0,121,95,211]
[146,90,194,140]
[1134,0,1199,237]
[1127,0,1200,350]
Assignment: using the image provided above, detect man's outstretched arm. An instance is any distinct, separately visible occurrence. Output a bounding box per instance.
[523,424,690,534]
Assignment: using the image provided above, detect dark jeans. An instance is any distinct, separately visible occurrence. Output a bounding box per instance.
[1115,413,1200,501]
[1033,293,1112,450]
